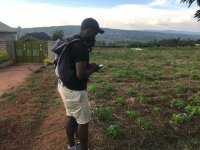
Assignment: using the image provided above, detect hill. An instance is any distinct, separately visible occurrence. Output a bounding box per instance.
[17,26,200,43]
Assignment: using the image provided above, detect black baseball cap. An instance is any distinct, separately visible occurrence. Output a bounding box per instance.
[81,18,104,34]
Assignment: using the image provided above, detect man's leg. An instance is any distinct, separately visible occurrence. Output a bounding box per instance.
[65,116,78,147]
[78,123,89,150]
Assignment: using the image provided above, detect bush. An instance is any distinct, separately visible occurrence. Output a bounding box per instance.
[170,113,189,125]
[115,97,126,107]
[125,111,139,120]
[95,107,115,122]
[170,99,185,109]
[43,58,52,66]
[106,125,125,139]
[0,50,10,64]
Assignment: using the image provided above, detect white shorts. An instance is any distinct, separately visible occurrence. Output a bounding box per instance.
[58,82,91,124]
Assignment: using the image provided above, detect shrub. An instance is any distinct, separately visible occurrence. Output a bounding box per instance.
[0,50,10,64]
[106,125,125,139]
[115,97,126,107]
[125,111,139,120]
[136,117,154,130]
[127,88,135,96]
[170,113,189,125]
[152,107,162,113]
[88,85,98,94]
[170,99,185,109]
[190,72,200,80]
[185,105,200,116]
[137,93,151,104]
[102,83,114,92]
[95,107,115,122]
[43,58,52,66]
[175,83,187,93]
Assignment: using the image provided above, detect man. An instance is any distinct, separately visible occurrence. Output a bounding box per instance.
[57,18,104,150]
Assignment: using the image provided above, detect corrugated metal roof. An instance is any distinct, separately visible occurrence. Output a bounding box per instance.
[0,22,16,33]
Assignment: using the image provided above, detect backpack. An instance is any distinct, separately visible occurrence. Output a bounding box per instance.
[51,38,81,83]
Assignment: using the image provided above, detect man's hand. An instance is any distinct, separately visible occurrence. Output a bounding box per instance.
[89,63,100,73]
[76,62,100,80]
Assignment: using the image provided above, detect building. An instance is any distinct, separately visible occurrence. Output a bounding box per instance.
[0,22,17,62]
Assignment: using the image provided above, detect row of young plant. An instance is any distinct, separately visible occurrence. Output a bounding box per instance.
[88,76,200,139]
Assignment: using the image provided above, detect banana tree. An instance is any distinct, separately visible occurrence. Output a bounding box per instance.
[181,0,200,21]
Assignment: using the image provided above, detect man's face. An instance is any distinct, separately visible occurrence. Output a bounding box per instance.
[83,28,98,43]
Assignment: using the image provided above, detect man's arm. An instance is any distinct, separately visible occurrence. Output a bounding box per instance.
[76,62,99,80]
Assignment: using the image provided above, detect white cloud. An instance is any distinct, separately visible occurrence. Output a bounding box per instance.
[150,0,169,6]
[0,0,199,32]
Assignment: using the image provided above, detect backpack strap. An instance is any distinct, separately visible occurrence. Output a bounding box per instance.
[52,38,81,55]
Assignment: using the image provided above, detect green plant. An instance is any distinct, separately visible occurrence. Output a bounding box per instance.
[109,73,122,82]
[20,117,34,127]
[194,91,200,105]
[0,50,10,64]
[43,58,52,66]
[88,85,98,94]
[0,116,7,124]
[1,92,17,101]
[90,74,102,82]
[95,107,115,122]
[115,97,126,107]
[47,99,58,106]
[106,125,125,139]
[52,29,64,41]
[190,72,200,80]
[175,83,187,92]
[136,117,154,130]
[152,107,162,113]
[125,111,139,120]
[137,93,151,104]
[170,98,185,109]
[160,95,168,101]
[102,83,114,92]
[185,105,200,116]
[32,112,48,120]
[94,92,106,99]
[127,87,135,95]
[170,113,189,125]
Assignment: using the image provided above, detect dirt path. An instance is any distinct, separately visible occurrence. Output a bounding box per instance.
[0,63,43,95]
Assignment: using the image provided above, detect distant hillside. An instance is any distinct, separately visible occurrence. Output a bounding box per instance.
[17,26,200,43]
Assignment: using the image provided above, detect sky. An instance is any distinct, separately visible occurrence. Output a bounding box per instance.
[0,0,199,32]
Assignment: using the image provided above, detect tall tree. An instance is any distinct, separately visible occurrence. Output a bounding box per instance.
[181,0,200,21]
[52,29,64,41]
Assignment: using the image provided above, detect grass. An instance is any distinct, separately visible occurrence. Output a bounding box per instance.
[1,92,17,101]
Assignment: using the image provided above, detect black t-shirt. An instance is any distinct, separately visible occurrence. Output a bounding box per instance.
[64,35,89,91]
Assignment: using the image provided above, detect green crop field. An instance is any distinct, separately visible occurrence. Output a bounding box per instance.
[1,47,200,149]
[88,47,200,149]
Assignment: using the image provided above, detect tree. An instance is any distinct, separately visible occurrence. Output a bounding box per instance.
[52,29,64,41]
[181,0,200,21]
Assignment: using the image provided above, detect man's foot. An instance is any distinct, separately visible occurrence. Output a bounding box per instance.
[67,143,81,150]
